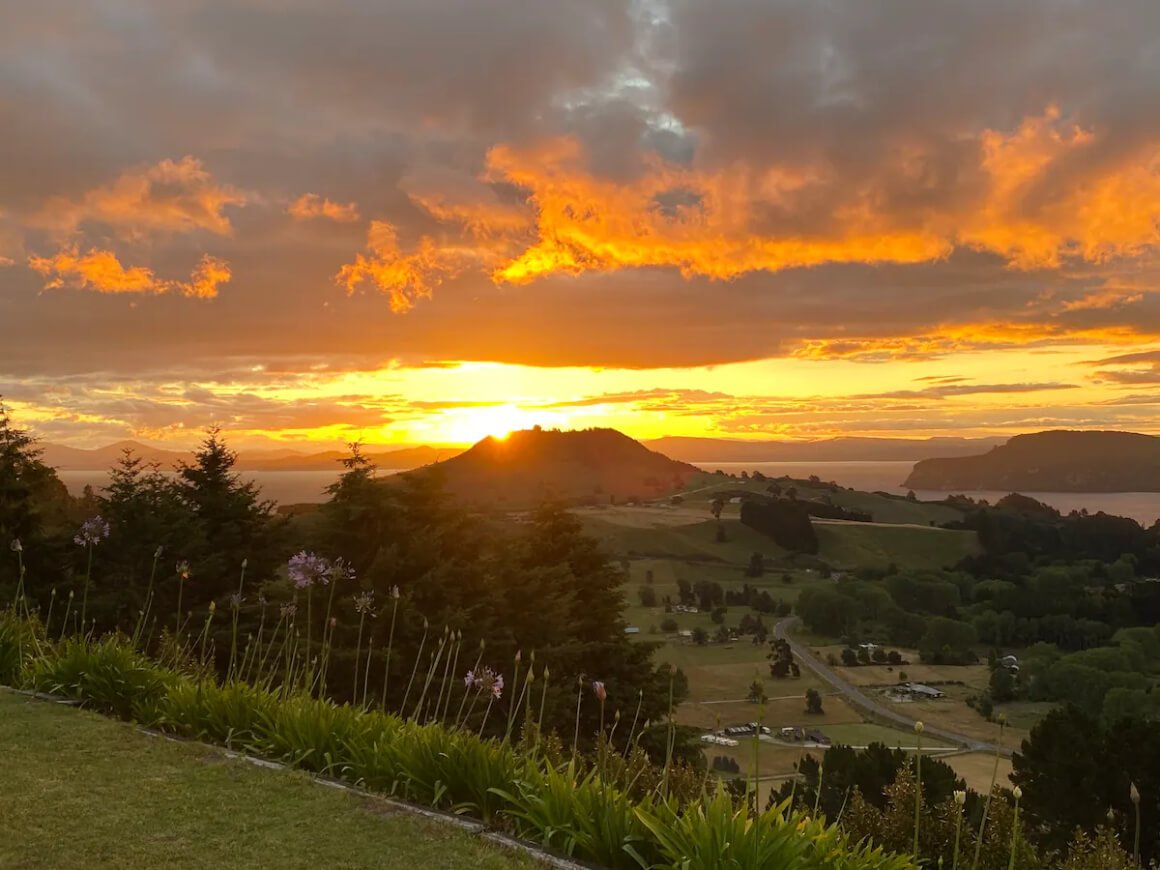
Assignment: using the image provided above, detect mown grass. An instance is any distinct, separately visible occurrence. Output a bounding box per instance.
[814,522,979,570]
[0,690,541,870]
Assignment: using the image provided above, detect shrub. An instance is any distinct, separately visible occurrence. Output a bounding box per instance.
[29,635,175,721]
[9,616,918,870]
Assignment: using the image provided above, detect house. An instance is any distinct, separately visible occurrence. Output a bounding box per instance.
[624,626,640,635]
[858,642,879,652]
[678,629,693,639]
[901,682,944,699]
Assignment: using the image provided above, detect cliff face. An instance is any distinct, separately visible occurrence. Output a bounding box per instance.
[903,430,1160,492]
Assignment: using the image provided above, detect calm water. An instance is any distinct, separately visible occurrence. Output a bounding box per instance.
[60,461,1160,526]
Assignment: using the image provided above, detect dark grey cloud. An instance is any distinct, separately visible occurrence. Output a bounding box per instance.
[0,0,1159,397]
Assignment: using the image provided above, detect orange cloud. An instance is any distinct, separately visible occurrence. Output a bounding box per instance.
[35,156,246,239]
[28,247,231,299]
[961,107,1160,268]
[349,108,1160,310]
[400,167,531,238]
[484,138,950,284]
[288,194,360,223]
[336,221,470,312]
[792,322,1152,363]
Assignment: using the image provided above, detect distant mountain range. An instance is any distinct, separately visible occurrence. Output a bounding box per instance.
[41,434,1010,473]
[903,431,1160,492]
[404,427,699,507]
[38,440,458,472]
[642,435,1007,463]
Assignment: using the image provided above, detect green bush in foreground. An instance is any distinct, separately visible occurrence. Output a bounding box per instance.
[0,612,915,870]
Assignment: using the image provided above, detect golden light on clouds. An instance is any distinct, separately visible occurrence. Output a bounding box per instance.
[288,194,361,223]
[28,248,231,299]
[33,156,246,239]
[7,1,1160,449]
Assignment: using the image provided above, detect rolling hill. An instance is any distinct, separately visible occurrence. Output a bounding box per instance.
[904,430,1160,492]
[405,427,700,507]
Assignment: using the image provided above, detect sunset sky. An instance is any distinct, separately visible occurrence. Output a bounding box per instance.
[4,1,1160,449]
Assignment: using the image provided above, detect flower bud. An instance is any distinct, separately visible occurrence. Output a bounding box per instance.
[954,790,966,806]
[914,720,924,734]
[1131,782,1141,804]
[1012,786,1022,801]
[208,601,216,613]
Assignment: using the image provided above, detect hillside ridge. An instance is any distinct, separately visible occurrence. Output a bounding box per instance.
[904,429,1160,492]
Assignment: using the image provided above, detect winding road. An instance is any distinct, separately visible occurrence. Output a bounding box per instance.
[773,617,1007,755]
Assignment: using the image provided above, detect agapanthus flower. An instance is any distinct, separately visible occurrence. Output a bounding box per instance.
[354,591,374,615]
[287,551,329,589]
[74,515,110,547]
[10,538,22,553]
[153,545,163,559]
[325,557,355,585]
[390,585,400,600]
[176,561,191,581]
[593,680,607,702]
[280,602,297,620]
[467,666,504,699]
[229,592,243,609]
[258,593,268,607]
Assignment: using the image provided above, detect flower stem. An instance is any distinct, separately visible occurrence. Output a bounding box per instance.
[380,596,400,709]
[353,610,366,704]
[80,544,93,636]
[400,618,428,717]
[971,718,1006,870]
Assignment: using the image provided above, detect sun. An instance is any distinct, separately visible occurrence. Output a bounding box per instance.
[438,405,547,444]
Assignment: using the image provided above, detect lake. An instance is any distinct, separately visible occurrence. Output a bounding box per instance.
[59,460,1160,526]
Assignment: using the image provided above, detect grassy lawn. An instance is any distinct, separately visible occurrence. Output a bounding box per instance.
[0,691,542,870]
[944,751,1015,794]
[818,722,954,750]
[815,522,979,570]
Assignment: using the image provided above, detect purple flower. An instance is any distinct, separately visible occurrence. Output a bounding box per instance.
[176,561,191,581]
[74,516,110,547]
[280,602,297,620]
[593,681,607,703]
[229,592,243,609]
[466,666,504,699]
[287,551,329,589]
